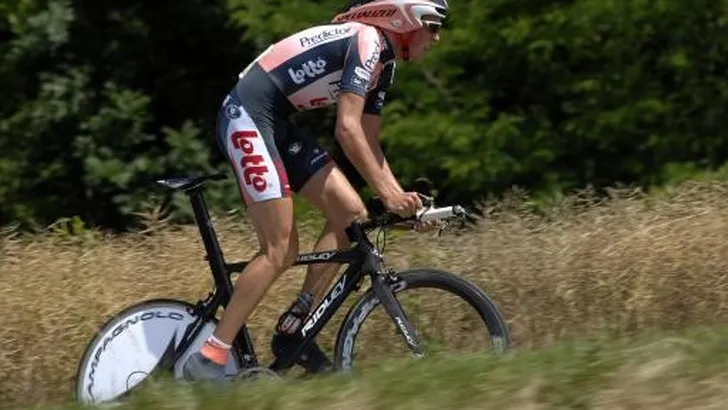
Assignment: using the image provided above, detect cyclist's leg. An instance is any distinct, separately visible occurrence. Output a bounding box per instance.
[184,92,298,382]
[297,148,367,301]
[270,125,367,372]
[280,128,369,301]
[213,199,298,343]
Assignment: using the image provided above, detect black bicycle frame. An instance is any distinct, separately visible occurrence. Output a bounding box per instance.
[169,183,425,373]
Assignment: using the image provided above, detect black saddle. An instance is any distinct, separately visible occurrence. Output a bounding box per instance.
[155,173,227,191]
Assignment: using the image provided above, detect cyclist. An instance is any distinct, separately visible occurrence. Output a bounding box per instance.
[183,0,449,382]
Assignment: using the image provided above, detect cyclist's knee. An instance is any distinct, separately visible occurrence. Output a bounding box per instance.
[283,237,299,267]
[353,203,369,221]
[317,219,351,250]
[261,237,298,274]
[246,198,298,273]
[333,202,368,232]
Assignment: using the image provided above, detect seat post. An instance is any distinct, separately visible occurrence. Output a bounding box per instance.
[186,186,235,305]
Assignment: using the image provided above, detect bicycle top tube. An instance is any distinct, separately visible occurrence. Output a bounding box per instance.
[223,202,465,274]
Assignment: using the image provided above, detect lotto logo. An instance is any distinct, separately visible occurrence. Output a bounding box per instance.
[288,58,327,85]
[231,131,269,192]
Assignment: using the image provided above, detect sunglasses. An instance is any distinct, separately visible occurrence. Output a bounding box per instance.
[423,21,442,34]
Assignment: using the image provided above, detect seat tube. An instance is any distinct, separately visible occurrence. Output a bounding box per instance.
[187,187,235,304]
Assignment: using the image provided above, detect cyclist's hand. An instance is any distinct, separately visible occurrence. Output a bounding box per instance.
[382,191,423,218]
[412,219,438,233]
[399,219,438,232]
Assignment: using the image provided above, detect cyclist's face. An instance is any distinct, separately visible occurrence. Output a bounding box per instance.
[407,19,442,61]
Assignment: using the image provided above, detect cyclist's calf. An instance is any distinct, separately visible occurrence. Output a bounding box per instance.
[246,198,300,277]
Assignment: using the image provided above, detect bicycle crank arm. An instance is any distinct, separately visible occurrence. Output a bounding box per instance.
[371,274,426,358]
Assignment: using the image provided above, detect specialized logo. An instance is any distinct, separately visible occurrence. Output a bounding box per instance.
[231,130,269,192]
[288,58,327,85]
[299,27,352,48]
[335,8,397,22]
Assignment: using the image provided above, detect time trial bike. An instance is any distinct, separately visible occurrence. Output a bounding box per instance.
[74,173,512,405]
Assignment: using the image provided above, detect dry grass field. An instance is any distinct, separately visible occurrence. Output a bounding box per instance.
[3,180,728,408]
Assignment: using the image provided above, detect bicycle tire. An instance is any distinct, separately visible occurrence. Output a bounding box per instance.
[74,298,241,404]
[333,268,511,370]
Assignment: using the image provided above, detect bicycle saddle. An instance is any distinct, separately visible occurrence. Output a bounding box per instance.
[155,173,227,191]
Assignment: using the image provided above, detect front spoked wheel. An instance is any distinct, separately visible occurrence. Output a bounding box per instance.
[333,269,511,371]
[74,298,241,405]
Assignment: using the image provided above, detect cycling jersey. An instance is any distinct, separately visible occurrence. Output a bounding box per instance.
[242,21,396,114]
[216,22,397,205]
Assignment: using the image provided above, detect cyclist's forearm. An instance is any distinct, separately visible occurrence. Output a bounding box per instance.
[360,114,404,194]
[335,119,400,199]
[378,154,402,193]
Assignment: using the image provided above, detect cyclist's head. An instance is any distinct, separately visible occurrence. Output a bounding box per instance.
[332,0,449,61]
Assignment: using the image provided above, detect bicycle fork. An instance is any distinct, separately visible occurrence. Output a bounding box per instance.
[371,273,426,359]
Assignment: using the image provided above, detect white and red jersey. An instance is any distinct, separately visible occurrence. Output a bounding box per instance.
[217,22,398,206]
[240,21,396,114]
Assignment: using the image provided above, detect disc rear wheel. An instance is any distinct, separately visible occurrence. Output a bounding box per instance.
[75,298,241,404]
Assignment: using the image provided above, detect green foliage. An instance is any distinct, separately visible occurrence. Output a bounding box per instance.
[3,0,728,230]
[0,0,250,230]
[379,0,728,204]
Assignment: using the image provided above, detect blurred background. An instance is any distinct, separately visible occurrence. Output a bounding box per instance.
[2,0,728,231]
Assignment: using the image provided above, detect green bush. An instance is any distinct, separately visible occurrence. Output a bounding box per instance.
[3,0,728,230]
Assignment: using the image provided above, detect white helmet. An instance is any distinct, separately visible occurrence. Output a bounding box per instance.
[332,0,449,34]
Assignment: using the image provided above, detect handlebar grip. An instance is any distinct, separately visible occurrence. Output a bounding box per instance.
[417,206,457,222]
[359,205,466,231]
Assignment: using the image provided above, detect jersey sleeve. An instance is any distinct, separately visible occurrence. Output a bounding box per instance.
[338,25,382,98]
[363,60,395,115]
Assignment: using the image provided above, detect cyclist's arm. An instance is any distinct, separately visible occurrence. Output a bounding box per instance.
[360,112,404,194]
[335,93,402,199]
[335,26,403,200]
[358,59,400,193]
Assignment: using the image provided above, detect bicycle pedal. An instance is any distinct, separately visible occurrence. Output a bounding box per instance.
[270,333,333,374]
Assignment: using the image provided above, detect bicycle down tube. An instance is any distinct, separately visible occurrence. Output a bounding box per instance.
[268,261,365,372]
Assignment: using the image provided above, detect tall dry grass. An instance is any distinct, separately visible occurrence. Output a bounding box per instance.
[3,180,728,407]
